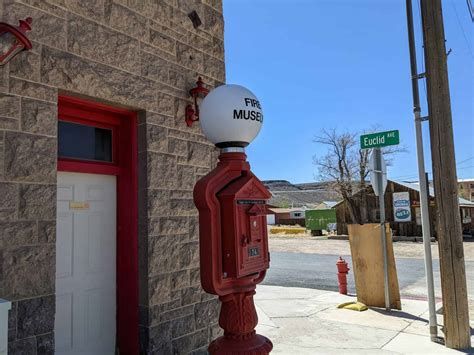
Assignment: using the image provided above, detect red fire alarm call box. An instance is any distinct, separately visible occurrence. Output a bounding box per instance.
[218,175,270,278]
[193,152,272,296]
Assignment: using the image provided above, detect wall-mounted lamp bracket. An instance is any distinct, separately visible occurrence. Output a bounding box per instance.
[0,17,33,66]
[185,77,209,127]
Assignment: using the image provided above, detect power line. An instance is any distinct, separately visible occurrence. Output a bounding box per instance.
[450,0,474,59]
[457,156,474,165]
[467,0,474,22]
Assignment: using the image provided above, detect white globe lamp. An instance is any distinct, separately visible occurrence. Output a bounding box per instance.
[199,85,264,149]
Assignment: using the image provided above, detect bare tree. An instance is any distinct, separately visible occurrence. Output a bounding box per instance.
[314,128,406,224]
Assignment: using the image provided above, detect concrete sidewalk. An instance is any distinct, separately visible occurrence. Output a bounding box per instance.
[255,285,474,354]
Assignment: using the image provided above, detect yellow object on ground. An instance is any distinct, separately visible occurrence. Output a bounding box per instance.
[337,301,368,312]
[269,227,306,235]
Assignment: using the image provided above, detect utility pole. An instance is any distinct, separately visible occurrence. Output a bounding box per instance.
[405,0,437,341]
[420,0,471,349]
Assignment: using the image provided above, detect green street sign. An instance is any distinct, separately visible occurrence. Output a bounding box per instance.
[360,130,400,149]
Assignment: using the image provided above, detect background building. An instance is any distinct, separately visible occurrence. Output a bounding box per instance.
[335,180,474,237]
[0,0,225,353]
[458,178,474,202]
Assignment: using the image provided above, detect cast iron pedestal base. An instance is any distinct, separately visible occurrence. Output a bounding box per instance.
[209,291,273,355]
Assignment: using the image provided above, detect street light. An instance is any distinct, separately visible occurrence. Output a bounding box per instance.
[0,17,33,66]
[194,84,272,354]
[199,84,263,148]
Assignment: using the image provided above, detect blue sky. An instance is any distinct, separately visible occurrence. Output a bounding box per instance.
[223,0,473,183]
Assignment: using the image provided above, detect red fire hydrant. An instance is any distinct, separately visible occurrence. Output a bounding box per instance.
[336,257,350,295]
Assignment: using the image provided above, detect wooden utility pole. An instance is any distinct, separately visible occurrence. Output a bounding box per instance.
[420,0,471,349]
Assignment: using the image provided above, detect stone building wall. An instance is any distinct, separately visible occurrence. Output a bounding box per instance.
[0,0,225,353]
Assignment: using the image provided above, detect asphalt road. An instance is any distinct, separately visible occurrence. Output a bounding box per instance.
[262,252,474,300]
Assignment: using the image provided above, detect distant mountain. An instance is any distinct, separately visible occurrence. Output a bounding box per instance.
[262,180,341,208]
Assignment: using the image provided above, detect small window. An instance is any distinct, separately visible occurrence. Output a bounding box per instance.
[470,183,474,189]
[58,121,113,162]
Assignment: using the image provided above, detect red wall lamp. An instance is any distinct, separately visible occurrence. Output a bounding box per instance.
[185,77,209,127]
[0,17,33,66]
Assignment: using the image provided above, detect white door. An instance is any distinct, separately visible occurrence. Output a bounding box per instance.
[55,172,116,355]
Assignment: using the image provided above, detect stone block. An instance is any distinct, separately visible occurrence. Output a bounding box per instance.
[149,217,188,236]
[9,46,40,81]
[176,42,204,72]
[171,314,195,338]
[188,216,199,241]
[17,295,55,338]
[41,46,158,112]
[67,14,141,74]
[21,98,57,135]
[18,0,67,18]
[8,336,36,355]
[170,198,196,216]
[37,332,54,355]
[18,184,56,220]
[62,0,105,21]
[0,94,20,118]
[177,164,195,190]
[203,5,224,39]
[149,274,172,305]
[181,286,201,305]
[0,65,7,91]
[148,189,170,217]
[170,270,190,290]
[0,183,18,221]
[148,322,173,354]
[38,221,56,244]
[0,117,19,130]
[204,54,225,81]
[171,328,208,354]
[168,67,187,88]
[147,152,177,189]
[141,51,169,83]
[189,268,200,286]
[179,241,199,268]
[1,245,55,299]
[0,221,36,248]
[170,190,193,199]
[188,142,211,167]
[191,346,210,355]
[194,299,220,329]
[4,132,56,183]
[147,124,168,153]
[105,2,147,39]
[144,112,172,129]
[4,3,66,50]
[168,137,187,156]
[9,78,57,103]
[160,304,194,323]
[148,236,180,275]
[150,27,176,55]
[209,322,223,341]
[212,37,224,59]
[156,92,174,117]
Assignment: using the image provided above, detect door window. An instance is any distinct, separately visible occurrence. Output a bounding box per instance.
[58,121,113,162]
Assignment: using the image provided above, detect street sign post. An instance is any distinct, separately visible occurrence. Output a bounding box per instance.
[369,151,387,196]
[360,130,399,149]
[361,130,399,311]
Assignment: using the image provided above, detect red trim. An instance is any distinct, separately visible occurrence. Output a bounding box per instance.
[58,95,139,354]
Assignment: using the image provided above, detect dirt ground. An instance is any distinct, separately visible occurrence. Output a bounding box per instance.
[268,235,474,261]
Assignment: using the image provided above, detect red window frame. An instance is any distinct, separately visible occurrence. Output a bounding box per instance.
[58,95,139,354]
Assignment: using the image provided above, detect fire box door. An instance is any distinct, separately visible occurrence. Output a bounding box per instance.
[218,175,271,278]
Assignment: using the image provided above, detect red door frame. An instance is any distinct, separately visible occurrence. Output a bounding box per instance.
[57,95,139,354]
